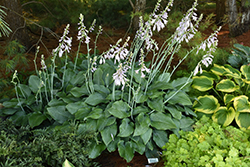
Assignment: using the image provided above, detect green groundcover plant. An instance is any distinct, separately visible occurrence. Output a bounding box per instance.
[162,116,250,167]
[0,0,221,162]
[192,63,250,129]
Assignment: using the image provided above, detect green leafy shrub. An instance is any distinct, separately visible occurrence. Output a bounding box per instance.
[227,43,250,69]
[192,63,250,129]
[0,119,98,167]
[162,116,250,167]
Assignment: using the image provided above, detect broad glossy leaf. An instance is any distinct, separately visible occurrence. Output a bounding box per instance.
[235,112,250,129]
[233,95,250,113]
[70,71,85,85]
[97,117,116,131]
[108,100,130,119]
[133,113,151,136]
[93,84,110,96]
[140,128,152,145]
[165,105,182,120]
[134,91,148,103]
[131,138,146,155]
[180,117,194,129]
[171,77,192,91]
[87,108,103,119]
[165,91,192,106]
[107,136,119,152]
[48,99,65,106]
[216,79,239,92]
[47,106,73,124]
[192,76,213,91]
[158,72,171,82]
[211,64,227,76]
[224,94,235,105]
[224,64,241,78]
[28,112,47,128]
[85,92,106,106]
[147,97,164,112]
[132,106,149,115]
[74,104,92,120]
[3,98,18,108]
[193,95,220,114]
[17,84,31,98]
[93,68,104,85]
[2,108,17,115]
[70,86,89,97]
[28,75,40,93]
[101,123,117,146]
[89,142,106,159]
[118,140,134,162]
[118,118,134,137]
[150,112,177,130]
[212,107,235,127]
[66,101,85,114]
[9,110,27,126]
[153,130,168,148]
[78,119,97,132]
[241,65,250,84]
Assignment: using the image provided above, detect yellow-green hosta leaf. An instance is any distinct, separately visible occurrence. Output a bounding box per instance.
[216,79,239,93]
[224,94,235,105]
[212,107,235,127]
[193,95,220,114]
[63,159,75,167]
[211,64,227,76]
[241,65,250,84]
[224,64,241,79]
[235,112,250,129]
[200,70,220,80]
[192,76,213,91]
[233,95,250,113]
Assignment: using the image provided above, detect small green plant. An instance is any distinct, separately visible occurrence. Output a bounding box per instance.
[192,63,250,129]
[162,116,250,167]
[227,43,250,69]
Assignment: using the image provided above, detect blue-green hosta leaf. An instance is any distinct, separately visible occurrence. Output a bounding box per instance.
[146,90,165,99]
[89,142,106,159]
[3,98,18,108]
[100,123,117,146]
[192,76,213,91]
[118,140,134,162]
[150,112,177,130]
[171,77,192,91]
[74,104,92,120]
[93,84,110,96]
[85,92,106,106]
[158,72,170,82]
[28,112,47,128]
[134,91,148,103]
[211,64,227,76]
[233,95,250,113]
[165,105,182,120]
[216,79,239,92]
[107,136,120,152]
[48,99,66,106]
[235,112,250,129]
[87,108,103,119]
[66,101,85,114]
[9,110,27,126]
[140,128,152,145]
[70,86,89,97]
[70,71,85,85]
[28,75,40,93]
[132,106,150,115]
[97,117,116,131]
[241,65,250,84]
[180,117,194,129]
[193,95,220,114]
[78,119,97,133]
[93,68,104,85]
[212,107,235,127]
[224,94,235,105]
[108,100,130,119]
[165,91,192,106]
[118,118,134,137]
[17,84,31,98]
[133,113,151,136]
[153,130,168,148]
[131,139,146,155]
[47,106,73,124]
[147,97,164,112]
[148,81,173,90]
[2,108,17,115]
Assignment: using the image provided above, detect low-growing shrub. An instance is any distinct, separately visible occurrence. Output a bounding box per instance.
[162,116,250,167]
[0,119,98,167]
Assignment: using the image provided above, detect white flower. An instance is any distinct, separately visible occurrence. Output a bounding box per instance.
[41,54,46,70]
[113,63,129,90]
[194,63,202,76]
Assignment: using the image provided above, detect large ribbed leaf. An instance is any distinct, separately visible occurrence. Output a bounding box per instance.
[216,79,239,93]
[192,76,213,91]
[233,95,250,113]
[224,94,235,105]
[108,100,130,118]
[211,64,227,76]
[193,95,220,114]
[150,112,177,130]
[235,112,250,129]
[241,65,250,84]
[212,107,235,126]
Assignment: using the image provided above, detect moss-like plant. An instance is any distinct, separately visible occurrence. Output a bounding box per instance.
[162,116,250,167]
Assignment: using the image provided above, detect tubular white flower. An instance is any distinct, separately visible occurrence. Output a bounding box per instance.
[113,63,129,90]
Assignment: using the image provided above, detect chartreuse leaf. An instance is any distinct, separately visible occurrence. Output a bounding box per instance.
[193,95,220,114]
[211,64,227,76]
[233,95,250,113]
[89,142,106,159]
[212,107,235,126]
[165,91,192,106]
[192,76,213,91]
[63,159,75,167]
[150,112,177,130]
[224,94,235,105]
[28,112,47,128]
[85,92,106,106]
[108,100,130,118]
[100,123,117,146]
[153,130,168,148]
[140,128,152,145]
[216,79,239,92]
[47,106,73,124]
[241,65,250,84]
[118,118,134,137]
[133,113,151,136]
[118,140,134,162]
[235,112,250,129]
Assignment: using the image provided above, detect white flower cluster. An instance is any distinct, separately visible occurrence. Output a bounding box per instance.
[77,14,96,44]
[135,49,150,78]
[113,63,130,90]
[53,24,72,57]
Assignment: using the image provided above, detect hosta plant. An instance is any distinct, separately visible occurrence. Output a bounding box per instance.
[192,63,250,129]
[0,0,220,162]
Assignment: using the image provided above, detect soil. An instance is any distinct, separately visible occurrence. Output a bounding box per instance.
[2,14,250,167]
